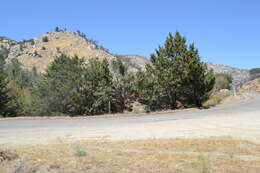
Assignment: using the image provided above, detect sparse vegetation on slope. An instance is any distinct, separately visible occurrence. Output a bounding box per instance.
[250,68,260,80]
[239,77,260,93]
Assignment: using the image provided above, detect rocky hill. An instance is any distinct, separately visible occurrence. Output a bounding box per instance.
[1,31,116,72]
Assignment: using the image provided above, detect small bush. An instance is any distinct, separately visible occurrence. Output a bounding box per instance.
[214,73,233,91]
[56,47,61,53]
[42,36,49,42]
[72,144,87,157]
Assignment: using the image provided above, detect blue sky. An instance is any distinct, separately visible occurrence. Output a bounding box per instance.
[1,0,259,69]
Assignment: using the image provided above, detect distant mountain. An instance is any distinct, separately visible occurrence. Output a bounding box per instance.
[207,63,250,86]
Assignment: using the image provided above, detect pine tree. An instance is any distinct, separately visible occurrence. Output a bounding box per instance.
[35,54,113,115]
[138,32,215,110]
[0,68,11,116]
[146,32,188,109]
[182,44,215,107]
[111,59,136,112]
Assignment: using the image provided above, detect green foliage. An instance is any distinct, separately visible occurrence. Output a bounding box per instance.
[137,32,215,110]
[5,59,40,88]
[0,47,9,67]
[182,44,215,107]
[0,68,15,117]
[2,59,42,116]
[35,54,113,116]
[72,143,87,157]
[0,31,216,117]
[111,58,136,112]
[55,27,60,32]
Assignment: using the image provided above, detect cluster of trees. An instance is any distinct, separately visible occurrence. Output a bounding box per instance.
[0,32,215,117]
[136,32,215,109]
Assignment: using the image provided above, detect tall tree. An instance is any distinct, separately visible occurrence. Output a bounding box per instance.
[138,32,215,110]
[0,68,11,116]
[111,59,136,112]
[181,44,215,107]
[146,32,188,109]
[35,54,113,116]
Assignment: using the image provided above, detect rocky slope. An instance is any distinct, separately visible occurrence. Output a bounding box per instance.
[115,54,150,71]
[239,78,260,93]
[207,63,250,86]
[1,31,116,72]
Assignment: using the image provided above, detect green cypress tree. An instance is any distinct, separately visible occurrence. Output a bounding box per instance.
[145,32,188,109]
[0,68,11,116]
[111,58,136,112]
[182,44,215,107]
[138,32,215,110]
[35,54,114,116]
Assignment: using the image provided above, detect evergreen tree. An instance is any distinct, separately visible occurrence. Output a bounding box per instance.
[181,44,215,107]
[111,59,136,112]
[35,54,113,115]
[0,68,11,116]
[144,32,188,109]
[138,32,215,110]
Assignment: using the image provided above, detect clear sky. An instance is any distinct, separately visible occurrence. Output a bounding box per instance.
[1,0,259,69]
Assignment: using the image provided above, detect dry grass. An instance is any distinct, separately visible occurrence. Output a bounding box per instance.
[17,31,115,72]
[203,90,233,107]
[1,137,260,173]
[239,78,260,93]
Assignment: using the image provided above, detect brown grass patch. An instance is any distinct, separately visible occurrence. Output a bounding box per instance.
[1,137,260,173]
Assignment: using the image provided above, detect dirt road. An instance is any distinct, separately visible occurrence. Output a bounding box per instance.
[0,94,260,145]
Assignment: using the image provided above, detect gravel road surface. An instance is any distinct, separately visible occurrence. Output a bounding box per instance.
[0,94,259,145]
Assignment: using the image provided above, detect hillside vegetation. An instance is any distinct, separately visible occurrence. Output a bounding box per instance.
[0,31,215,117]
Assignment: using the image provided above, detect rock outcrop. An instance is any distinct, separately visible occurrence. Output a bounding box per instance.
[207,63,250,86]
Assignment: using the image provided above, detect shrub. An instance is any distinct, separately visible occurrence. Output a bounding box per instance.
[214,73,232,91]
[72,143,87,157]
[55,27,60,32]
[42,36,49,42]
